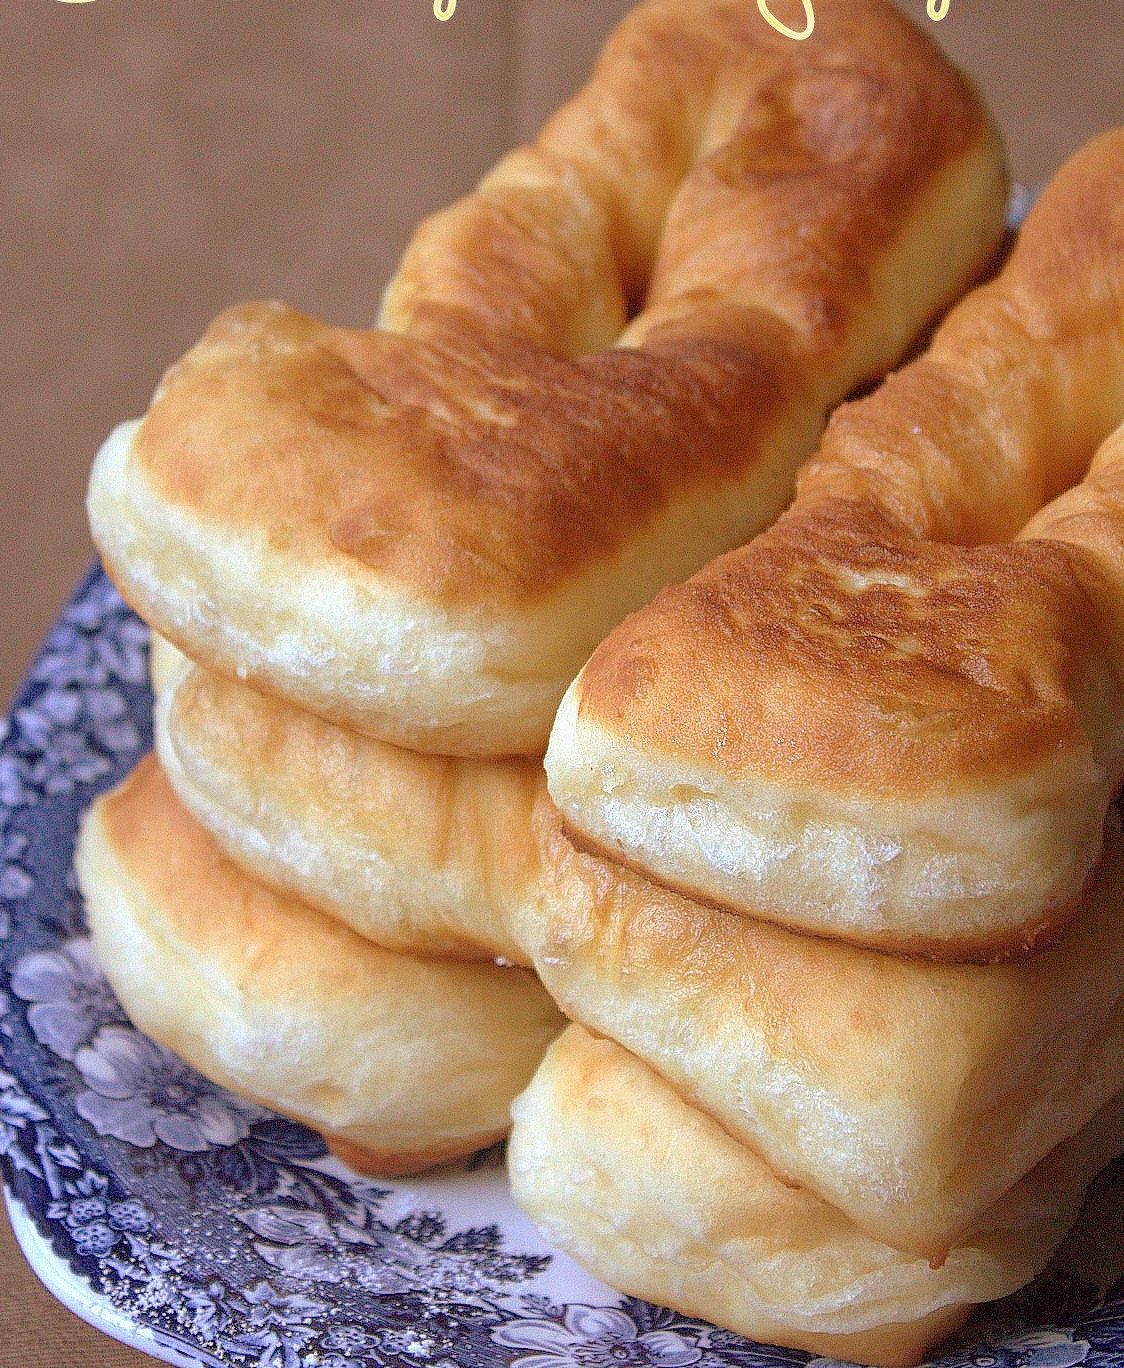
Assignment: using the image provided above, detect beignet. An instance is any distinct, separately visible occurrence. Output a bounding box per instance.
[76,755,564,1173]
[88,0,1005,756]
[547,129,1124,956]
[509,1026,1123,1368]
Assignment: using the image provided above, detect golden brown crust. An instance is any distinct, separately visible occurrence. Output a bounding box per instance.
[134,0,994,607]
[89,0,1007,754]
[550,129,1124,946]
[77,755,565,1173]
[578,505,1108,789]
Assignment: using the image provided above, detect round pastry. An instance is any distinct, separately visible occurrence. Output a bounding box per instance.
[76,755,565,1174]
[88,0,1006,756]
[547,129,1124,957]
[509,1026,1124,1368]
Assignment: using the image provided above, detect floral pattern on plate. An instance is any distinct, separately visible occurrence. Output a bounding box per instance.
[0,565,1121,1368]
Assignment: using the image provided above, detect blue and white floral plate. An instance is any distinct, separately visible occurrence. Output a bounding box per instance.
[1,566,1122,1368]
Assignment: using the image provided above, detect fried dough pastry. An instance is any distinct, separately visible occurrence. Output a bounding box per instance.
[546,129,1124,957]
[141,653,1124,1262]
[509,1027,1124,1368]
[514,795,1124,1263]
[88,0,1006,757]
[150,636,536,963]
[75,755,564,1174]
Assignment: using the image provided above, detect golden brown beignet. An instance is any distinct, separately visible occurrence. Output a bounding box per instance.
[151,636,536,964]
[75,755,565,1174]
[509,1026,1123,1368]
[142,655,1124,1262]
[546,128,1124,955]
[88,0,1006,756]
[513,794,1124,1263]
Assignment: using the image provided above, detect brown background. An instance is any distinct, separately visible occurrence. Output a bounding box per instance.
[1,0,1122,1362]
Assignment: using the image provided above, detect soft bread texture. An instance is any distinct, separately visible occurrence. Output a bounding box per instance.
[151,636,536,964]
[75,755,565,1173]
[509,1027,1124,1368]
[514,794,1124,1263]
[547,129,1124,955]
[88,0,1006,756]
[141,658,1124,1262]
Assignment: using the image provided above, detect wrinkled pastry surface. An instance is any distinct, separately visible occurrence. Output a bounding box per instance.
[88,0,1006,756]
[549,129,1124,954]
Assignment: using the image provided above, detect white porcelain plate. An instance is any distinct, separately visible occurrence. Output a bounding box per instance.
[0,566,1121,1368]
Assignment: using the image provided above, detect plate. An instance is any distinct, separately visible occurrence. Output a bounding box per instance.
[1,565,1122,1368]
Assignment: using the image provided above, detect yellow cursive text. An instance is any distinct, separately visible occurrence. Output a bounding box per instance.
[757,0,815,40]
[927,0,951,18]
[434,0,456,19]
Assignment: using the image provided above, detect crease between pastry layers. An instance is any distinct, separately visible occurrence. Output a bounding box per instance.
[146,645,1124,1263]
[546,128,1124,955]
[75,754,565,1173]
[88,0,1006,757]
[150,635,537,965]
[509,1026,1124,1368]
[514,793,1124,1262]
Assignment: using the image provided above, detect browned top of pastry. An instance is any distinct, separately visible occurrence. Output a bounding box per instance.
[131,0,996,606]
[577,502,1111,789]
[574,128,1124,790]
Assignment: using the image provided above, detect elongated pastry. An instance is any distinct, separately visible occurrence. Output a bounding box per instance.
[546,129,1124,958]
[75,755,564,1173]
[509,1026,1124,1368]
[514,793,1124,1263]
[150,636,536,964]
[142,650,1124,1262]
[88,0,1006,757]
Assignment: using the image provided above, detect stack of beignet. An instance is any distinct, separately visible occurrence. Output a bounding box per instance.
[69,0,1084,1362]
[80,0,1003,1180]
[144,638,1124,1363]
[525,130,1124,1363]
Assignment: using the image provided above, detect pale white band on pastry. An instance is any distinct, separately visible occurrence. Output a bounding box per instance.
[150,636,535,964]
[546,668,1117,960]
[76,755,565,1174]
[546,129,1124,955]
[509,1026,1123,1368]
